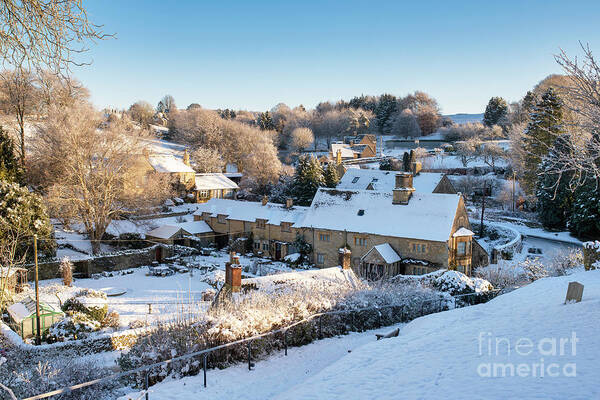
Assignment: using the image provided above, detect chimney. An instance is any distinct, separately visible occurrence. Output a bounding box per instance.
[393,172,415,205]
[183,148,190,166]
[336,149,342,164]
[339,248,352,270]
[285,198,293,209]
[262,195,268,206]
[225,255,242,293]
[411,161,422,176]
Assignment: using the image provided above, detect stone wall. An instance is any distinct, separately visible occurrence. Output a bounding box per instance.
[24,245,172,280]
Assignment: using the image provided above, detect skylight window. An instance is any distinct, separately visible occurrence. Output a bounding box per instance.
[357,209,365,216]
[352,177,360,183]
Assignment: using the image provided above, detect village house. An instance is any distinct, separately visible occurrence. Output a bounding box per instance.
[194,172,487,277]
[140,147,196,190]
[337,168,457,194]
[194,173,239,203]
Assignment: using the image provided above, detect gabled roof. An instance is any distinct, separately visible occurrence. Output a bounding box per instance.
[337,169,444,193]
[146,221,213,239]
[148,155,195,173]
[362,243,401,264]
[195,173,239,191]
[8,297,61,323]
[297,188,461,242]
[194,198,308,225]
[331,143,356,158]
[453,227,474,237]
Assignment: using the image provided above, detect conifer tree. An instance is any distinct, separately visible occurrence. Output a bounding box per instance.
[323,162,339,188]
[0,126,22,183]
[536,135,573,230]
[291,155,324,206]
[483,96,508,127]
[568,179,600,239]
[522,88,564,195]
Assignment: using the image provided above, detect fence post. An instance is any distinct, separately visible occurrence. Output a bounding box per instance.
[284,329,288,356]
[247,341,252,371]
[203,354,207,388]
[319,315,322,339]
[144,371,149,400]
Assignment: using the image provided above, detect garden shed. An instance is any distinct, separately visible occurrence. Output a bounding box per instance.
[0,267,29,293]
[7,296,64,338]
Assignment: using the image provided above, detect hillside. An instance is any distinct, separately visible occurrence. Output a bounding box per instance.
[445,113,483,124]
[122,269,599,400]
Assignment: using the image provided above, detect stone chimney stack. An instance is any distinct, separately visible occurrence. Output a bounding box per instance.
[336,149,342,164]
[262,195,268,206]
[339,248,352,270]
[393,172,415,205]
[411,161,422,176]
[286,198,293,209]
[183,148,190,166]
[225,255,242,293]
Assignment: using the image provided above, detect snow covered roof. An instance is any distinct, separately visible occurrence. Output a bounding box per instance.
[142,138,187,157]
[7,297,61,323]
[195,173,239,191]
[146,225,183,239]
[331,143,356,158]
[226,163,239,173]
[297,188,461,242]
[337,169,443,193]
[243,267,359,292]
[148,155,195,173]
[193,198,308,225]
[452,227,474,237]
[362,243,401,264]
[146,221,212,239]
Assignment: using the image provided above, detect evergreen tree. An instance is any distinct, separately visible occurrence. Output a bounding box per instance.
[402,151,410,172]
[257,111,275,131]
[291,155,324,206]
[323,163,339,188]
[522,88,564,195]
[375,94,398,134]
[536,135,573,230]
[568,179,600,239]
[0,180,55,261]
[483,96,508,127]
[0,126,22,183]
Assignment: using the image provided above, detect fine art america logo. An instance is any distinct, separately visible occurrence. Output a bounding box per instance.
[477,332,578,378]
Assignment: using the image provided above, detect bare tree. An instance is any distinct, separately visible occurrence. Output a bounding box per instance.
[128,100,155,128]
[191,147,223,173]
[36,71,90,110]
[455,138,481,168]
[0,0,110,75]
[481,142,505,169]
[0,69,36,165]
[553,43,600,183]
[32,101,172,254]
[291,127,314,152]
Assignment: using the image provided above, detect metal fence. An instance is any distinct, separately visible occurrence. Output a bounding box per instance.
[9,291,500,400]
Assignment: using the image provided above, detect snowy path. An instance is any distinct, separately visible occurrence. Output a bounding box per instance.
[120,326,402,400]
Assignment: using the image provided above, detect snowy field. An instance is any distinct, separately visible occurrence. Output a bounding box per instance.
[123,269,600,399]
[384,147,508,169]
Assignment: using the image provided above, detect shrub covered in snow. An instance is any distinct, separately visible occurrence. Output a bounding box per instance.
[520,249,583,282]
[394,269,493,296]
[475,262,525,288]
[61,289,108,322]
[47,311,101,342]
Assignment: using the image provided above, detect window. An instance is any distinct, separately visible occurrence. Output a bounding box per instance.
[223,189,234,198]
[457,265,466,273]
[319,233,330,242]
[281,222,291,232]
[202,212,211,222]
[354,237,367,247]
[412,243,427,253]
[352,177,360,184]
[198,190,210,198]
[217,214,226,224]
[262,242,270,251]
[317,253,325,265]
[254,241,260,250]
[357,209,365,216]
[457,241,467,256]
[371,178,378,182]
[256,219,266,229]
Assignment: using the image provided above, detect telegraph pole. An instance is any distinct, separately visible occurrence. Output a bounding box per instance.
[512,171,516,212]
[34,235,41,345]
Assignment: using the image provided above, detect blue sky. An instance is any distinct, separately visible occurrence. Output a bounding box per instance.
[77,0,600,114]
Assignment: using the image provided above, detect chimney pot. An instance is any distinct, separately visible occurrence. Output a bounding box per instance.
[393,172,415,205]
[262,195,268,206]
[286,198,293,208]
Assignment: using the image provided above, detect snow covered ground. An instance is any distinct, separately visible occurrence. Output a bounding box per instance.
[122,269,600,400]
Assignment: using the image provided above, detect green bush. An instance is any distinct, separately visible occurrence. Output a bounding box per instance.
[61,289,108,322]
[47,311,101,341]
